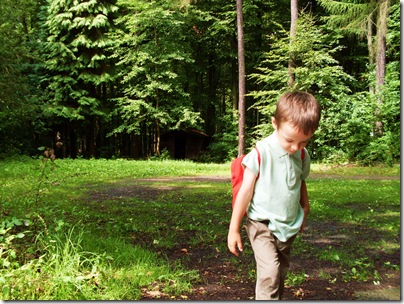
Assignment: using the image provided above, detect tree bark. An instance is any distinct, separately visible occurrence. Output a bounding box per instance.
[288,0,298,88]
[367,13,374,93]
[374,0,389,136]
[375,0,388,91]
[236,0,245,156]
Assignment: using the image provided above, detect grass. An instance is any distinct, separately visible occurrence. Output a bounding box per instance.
[310,163,400,176]
[0,156,400,299]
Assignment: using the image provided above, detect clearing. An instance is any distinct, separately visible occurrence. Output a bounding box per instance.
[89,175,400,301]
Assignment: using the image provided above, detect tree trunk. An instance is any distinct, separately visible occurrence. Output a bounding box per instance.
[236,0,245,156]
[86,117,96,157]
[69,125,77,159]
[155,120,161,156]
[375,0,388,91]
[374,0,389,136]
[367,13,374,93]
[288,0,298,88]
[206,55,217,137]
[231,35,238,112]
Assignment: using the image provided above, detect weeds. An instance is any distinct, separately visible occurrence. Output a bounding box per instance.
[1,156,203,300]
[286,271,308,287]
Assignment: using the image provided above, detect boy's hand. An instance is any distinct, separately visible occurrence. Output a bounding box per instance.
[227,230,243,256]
[300,207,309,232]
[300,217,307,232]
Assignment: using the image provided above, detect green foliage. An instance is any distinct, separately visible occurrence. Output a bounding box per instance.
[247,10,400,165]
[0,217,32,269]
[39,0,120,157]
[285,271,308,287]
[350,60,400,165]
[249,12,357,162]
[44,0,118,116]
[0,0,400,164]
[0,0,47,156]
[199,113,238,163]
[317,0,374,38]
[111,0,201,137]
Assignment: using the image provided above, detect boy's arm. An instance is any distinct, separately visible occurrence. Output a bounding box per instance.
[299,179,310,232]
[228,167,256,256]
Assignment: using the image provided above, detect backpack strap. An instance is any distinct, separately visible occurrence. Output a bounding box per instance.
[301,148,305,161]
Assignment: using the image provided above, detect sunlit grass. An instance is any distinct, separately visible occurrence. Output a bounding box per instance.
[310,163,400,176]
[0,156,400,299]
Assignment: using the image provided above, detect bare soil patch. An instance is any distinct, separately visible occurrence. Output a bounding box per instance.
[88,175,400,301]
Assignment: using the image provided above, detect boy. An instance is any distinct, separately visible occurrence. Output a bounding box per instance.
[228,91,321,300]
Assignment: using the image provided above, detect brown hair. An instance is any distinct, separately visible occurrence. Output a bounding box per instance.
[273,91,321,135]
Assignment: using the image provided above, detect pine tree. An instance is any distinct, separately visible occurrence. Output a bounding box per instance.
[43,0,118,157]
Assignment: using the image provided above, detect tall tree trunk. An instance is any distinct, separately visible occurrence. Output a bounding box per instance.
[86,117,96,157]
[374,0,389,136]
[206,56,217,137]
[69,124,77,159]
[288,0,298,88]
[236,0,245,156]
[155,120,161,156]
[375,0,388,91]
[231,35,238,112]
[367,13,374,93]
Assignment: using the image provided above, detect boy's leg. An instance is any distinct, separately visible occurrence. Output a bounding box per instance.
[277,234,296,298]
[246,219,296,300]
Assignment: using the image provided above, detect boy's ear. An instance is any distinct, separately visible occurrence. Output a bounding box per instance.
[271,117,277,130]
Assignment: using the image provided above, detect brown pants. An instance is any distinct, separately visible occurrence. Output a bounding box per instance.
[246,219,296,300]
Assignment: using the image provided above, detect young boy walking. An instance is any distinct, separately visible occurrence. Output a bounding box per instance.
[228,91,321,300]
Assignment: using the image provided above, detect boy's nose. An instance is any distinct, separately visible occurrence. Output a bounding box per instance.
[291,144,300,151]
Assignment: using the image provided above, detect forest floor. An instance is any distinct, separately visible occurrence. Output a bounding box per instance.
[94,175,400,301]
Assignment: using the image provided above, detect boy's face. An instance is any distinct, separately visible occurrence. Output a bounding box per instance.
[272,117,313,155]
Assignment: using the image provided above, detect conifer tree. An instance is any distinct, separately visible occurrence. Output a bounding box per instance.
[43,0,118,157]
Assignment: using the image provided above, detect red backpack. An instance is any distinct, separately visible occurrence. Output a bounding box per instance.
[231,147,305,215]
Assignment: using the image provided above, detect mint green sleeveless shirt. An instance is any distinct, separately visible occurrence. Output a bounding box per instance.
[242,133,310,242]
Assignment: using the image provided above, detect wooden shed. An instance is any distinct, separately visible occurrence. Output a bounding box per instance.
[160,128,209,160]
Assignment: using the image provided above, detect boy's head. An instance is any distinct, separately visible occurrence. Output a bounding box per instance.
[272,91,321,155]
[272,91,321,135]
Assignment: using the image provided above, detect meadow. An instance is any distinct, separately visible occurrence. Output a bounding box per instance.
[0,156,400,300]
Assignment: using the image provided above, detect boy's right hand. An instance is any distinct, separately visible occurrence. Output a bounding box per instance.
[227,230,243,256]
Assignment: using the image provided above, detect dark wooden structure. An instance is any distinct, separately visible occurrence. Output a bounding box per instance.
[160,129,209,160]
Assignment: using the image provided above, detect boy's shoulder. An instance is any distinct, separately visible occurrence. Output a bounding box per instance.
[256,134,276,152]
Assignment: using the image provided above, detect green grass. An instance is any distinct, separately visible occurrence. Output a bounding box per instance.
[311,163,400,176]
[0,156,400,299]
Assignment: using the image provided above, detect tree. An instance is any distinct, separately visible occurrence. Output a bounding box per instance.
[236,0,246,156]
[42,0,118,157]
[288,0,298,87]
[373,0,389,135]
[112,0,201,157]
[249,12,356,161]
[317,0,394,135]
[0,0,46,155]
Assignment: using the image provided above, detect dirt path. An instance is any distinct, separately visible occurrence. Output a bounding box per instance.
[136,174,400,182]
[89,175,400,300]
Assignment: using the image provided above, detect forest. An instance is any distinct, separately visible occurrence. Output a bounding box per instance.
[0,0,400,165]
